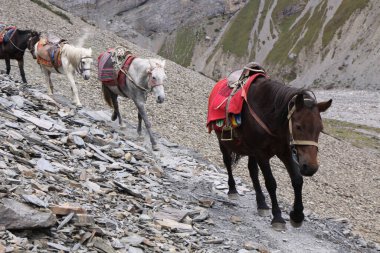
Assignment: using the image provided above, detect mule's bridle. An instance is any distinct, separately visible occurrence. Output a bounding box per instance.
[287,96,319,148]
[125,64,164,93]
[77,56,92,74]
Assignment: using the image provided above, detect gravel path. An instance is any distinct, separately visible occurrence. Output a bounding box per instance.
[314,90,380,128]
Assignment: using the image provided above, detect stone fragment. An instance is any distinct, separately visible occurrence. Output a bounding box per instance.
[154,207,190,222]
[155,218,193,232]
[230,215,242,224]
[35,158,58,173]
[50,204,86,215]
[0,198,56,229]
[92,237,116,253]
[21,194,48,208]
[123,234,145,246]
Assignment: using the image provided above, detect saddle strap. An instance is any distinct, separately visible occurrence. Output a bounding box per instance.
[241,87,275,136]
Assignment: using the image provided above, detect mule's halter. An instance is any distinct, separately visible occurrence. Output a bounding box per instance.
[287,96,319,148]
[77,56,92,74]
[125,63,164,93]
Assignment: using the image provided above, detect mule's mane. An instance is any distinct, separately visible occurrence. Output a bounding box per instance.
[259,79,315,126]
[61,44,91,68]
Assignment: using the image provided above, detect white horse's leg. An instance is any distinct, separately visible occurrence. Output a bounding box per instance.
[66,71,82,107]
[41,67,53,95]
[133,100,158,151]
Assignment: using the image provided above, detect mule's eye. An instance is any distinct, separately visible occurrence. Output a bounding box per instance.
[295,124,302,131]
[152,76,156,80]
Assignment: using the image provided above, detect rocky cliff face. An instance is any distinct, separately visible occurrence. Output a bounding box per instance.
[47,0,380,89]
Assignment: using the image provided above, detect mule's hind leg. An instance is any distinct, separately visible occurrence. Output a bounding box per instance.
[248,156,270,216]
[41,68,53,95]
[257,159,285,230]
[5,58,10,75]
[110,93,123,126]
[219,142,238,195]
[17,58,27,83]
[137,112,142,135]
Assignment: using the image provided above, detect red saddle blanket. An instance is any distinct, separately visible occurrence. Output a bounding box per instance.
[207,73,265,127]
[98,49,135,89]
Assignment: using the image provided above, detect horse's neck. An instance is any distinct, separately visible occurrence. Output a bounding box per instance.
[129,58,149,85]
[16,30,31,49]
[61,44,81,68]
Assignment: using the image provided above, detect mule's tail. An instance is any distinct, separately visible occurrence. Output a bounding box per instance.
[102,85,113,108]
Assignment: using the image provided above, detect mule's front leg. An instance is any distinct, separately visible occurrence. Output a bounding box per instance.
[279,154,305,227]
[258,159,286,230]
[17,59,27,83]
[67,72,82,107]
[134,101,158,151]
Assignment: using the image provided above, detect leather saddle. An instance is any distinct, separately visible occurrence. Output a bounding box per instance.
[36,35,67,72]
[227,62,266,87]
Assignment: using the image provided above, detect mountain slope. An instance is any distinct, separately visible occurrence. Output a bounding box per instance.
[48,0,379,89]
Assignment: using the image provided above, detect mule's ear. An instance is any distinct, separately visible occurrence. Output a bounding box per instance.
[295,94,304,110]
[318,99,332,112]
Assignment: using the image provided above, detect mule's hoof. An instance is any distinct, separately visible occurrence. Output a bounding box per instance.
[290,219,303,228]
[152,144,160,151]
[227,193,239,200]
[76,104,83,108]
[257,208,270,217]
[271,222,286,232]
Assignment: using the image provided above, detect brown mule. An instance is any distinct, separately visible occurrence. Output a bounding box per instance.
[209,76,332,230]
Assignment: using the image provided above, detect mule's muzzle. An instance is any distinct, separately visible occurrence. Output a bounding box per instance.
[156,96,165,104]
[300,164,318,177]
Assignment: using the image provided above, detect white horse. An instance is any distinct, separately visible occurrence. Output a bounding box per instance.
[100,56,167,151]
[35,42,93,107]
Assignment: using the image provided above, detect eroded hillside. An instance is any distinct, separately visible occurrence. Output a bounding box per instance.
[49,0,380,90]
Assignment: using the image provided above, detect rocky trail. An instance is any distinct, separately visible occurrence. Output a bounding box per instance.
[0,74,378,253]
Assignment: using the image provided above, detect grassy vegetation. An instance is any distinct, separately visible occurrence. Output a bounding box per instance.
[265,9,311,67]
[323,119,380,151]
[292,0,327,55]
[158,27,199,67]
[272,0,303,32]
[30,0,72,24]
[219,0,260,57]
[322,0,369,49]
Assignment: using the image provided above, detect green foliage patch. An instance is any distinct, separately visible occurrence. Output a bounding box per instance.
[220,0,260,57]
[323,119,380,151]
[322,0,369,48]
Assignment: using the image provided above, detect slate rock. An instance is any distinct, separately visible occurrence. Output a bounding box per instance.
[0,198,56,229]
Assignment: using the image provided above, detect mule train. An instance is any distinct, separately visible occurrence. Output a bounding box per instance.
[1,24,333,231]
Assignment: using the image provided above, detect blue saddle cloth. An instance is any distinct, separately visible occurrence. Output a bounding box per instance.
[3,29,15,44]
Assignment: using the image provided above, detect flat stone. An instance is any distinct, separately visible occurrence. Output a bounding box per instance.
[0,198,56,229]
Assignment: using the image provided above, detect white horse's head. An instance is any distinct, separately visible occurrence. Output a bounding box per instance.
[79,48,93,80]
[148,59,167,103]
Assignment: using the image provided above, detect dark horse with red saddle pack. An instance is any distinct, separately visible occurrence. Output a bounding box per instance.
[0,23,40,83]
[207,63,332,230]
